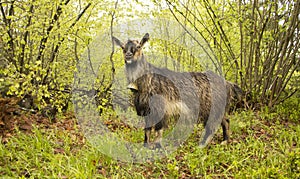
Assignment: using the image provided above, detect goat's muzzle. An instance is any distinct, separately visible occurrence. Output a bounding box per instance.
[125,55,133,64]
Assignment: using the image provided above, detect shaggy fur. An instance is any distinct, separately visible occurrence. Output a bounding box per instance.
[113,33,243,148]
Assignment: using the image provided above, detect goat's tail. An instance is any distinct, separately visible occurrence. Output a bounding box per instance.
[227,82,245,110]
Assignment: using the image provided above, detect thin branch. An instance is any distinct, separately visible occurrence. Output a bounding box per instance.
[165,0,222,74]
[109,0,118,82]
[42,2,92,84]
[19,2,34,74]
[36,0,71,63]
[275,89,298,106]
[203,0,236,61]
[0,0,16,68]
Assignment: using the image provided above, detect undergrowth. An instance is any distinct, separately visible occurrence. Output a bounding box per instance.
[0,98,299,178]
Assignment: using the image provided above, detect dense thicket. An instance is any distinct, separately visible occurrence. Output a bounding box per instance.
[1,0,299,115]
[162,0,300,108]
[0,0,102,113]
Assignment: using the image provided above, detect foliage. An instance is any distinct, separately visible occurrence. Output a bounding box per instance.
[159,0,300,108]
[0,0,104,112]
[1,0,299,178]
[273,95,300,123]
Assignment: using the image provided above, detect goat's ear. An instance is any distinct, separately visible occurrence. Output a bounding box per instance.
[127,83,138,92]
[139,33,149,47]
[112,36,124,49]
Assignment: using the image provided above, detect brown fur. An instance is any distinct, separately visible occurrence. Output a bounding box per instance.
[113,33,243,148]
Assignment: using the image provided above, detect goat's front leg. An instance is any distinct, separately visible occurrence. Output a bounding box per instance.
[144,127,151,148]
[153,121,164,148]
[154,128,163,149]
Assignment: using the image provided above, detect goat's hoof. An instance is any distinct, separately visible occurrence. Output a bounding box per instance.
[144,143,150,148]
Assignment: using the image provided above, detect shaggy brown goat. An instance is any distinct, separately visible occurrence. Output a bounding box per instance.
[113,33,243,148]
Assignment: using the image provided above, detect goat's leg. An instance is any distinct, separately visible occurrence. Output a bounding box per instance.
[153,121,164,148]
[199,118,214,148]
[153,128,163,149]
[144,127,151,148]
[199,128,213,148]
[221,117,230,144]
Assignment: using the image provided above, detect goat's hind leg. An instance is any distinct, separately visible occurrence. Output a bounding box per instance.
[221,117,230,144]
[199,117,229,147]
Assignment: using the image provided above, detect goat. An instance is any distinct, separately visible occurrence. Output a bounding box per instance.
[112,33,243,148]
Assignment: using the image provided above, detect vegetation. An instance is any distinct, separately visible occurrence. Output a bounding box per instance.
[0,0,299,178]
[162,0,300,107]
[0,98,299,178]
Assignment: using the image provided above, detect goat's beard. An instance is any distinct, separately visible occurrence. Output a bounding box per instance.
[126,60,132,64]
[125,58,134,64]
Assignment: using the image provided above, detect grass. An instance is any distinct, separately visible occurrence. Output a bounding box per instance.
[0,99,300,178]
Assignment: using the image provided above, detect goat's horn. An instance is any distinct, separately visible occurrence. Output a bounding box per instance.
[127,83,138,91]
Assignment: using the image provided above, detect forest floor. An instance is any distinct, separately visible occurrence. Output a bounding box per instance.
[0,97,299,178]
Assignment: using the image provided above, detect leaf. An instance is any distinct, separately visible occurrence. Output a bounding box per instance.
[36,60,42,65]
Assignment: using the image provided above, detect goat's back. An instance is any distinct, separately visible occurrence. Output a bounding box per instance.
[131,70,230,123]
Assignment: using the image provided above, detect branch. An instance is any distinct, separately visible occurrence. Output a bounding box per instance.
[109,0,118,82]
[42,2,92,85]
[36,0,71,63]
[203,0,236,61]
[275,89,298,106]
[165,0,222,74]
[69,2,91,29]
[19,3,34,74]
[0,0,16,68]
[49,2,92,64]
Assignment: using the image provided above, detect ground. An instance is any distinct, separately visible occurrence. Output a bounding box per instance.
[0,97,299,178]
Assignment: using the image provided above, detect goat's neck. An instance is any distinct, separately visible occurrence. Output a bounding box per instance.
[125,54,152,83]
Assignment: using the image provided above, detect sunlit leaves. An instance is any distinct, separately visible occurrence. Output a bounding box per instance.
[0,0,111,112]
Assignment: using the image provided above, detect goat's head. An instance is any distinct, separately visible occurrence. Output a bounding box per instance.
[112,33,149,64]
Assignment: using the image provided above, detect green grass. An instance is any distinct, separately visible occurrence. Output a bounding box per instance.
[1,102,300,178]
